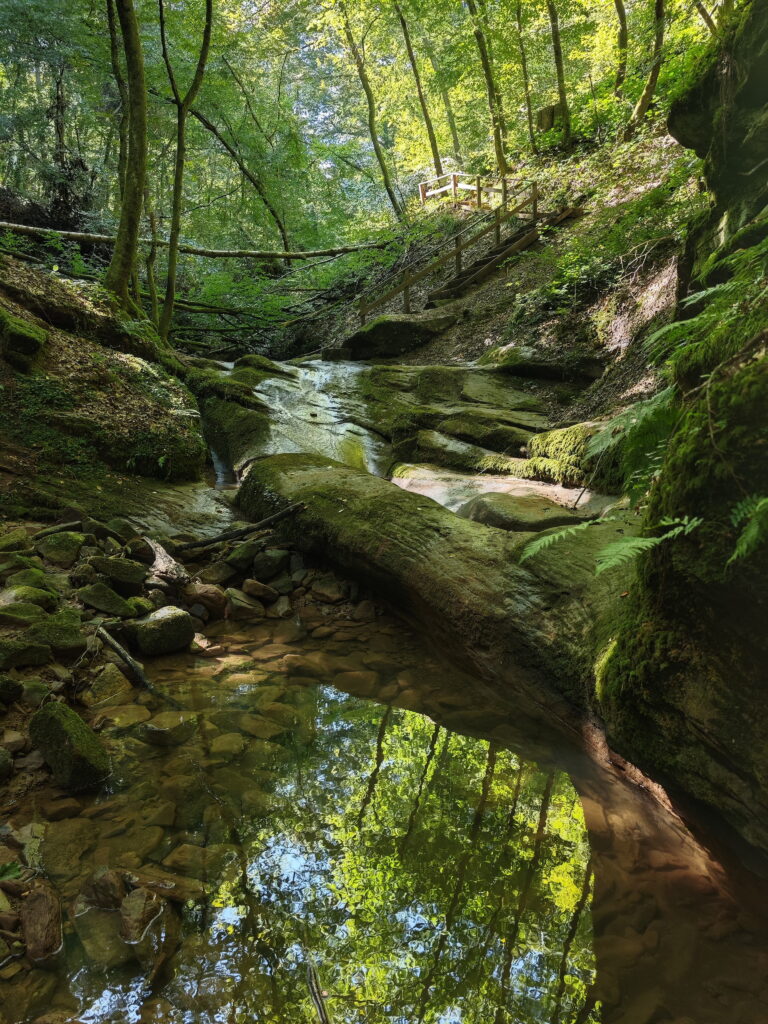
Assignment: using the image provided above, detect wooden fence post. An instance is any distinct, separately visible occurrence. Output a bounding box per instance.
[501,177,508,210]
[419,182,427,205]
[476,175,482,208]
[451,173,459,201]
[532,181,539,221]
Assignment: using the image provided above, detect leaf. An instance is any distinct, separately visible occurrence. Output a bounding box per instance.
[0,860,22,881]
[727,497,768,566]
[519,519,606,563]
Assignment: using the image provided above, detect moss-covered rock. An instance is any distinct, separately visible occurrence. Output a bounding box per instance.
[457,493,591,532]
[481,343,606,382]
[0,675,23,705]
[331,311,459,361]
[0,601,49,627]
[35,531,87,568]
[0,585,57,611]
[88,556,148,596]
[527,423,598,484]
[24,609,87,658]
[0,528,30,553]
[0,305,47,371]
[200,396,270,472]
[234,354,296,377]
[0,637,52,670]
[76,582,134,618]
[129,606,195,656]
[29,702,110,791]
[5,568,53,591]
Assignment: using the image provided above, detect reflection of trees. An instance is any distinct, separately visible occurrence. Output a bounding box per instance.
[203,690,596,1023]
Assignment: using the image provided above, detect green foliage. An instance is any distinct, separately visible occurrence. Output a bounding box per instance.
[0,860,21,881]
[727,496,768,567]
[519,519,600,563]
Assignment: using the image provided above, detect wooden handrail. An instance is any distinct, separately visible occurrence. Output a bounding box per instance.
[359,181,538,323]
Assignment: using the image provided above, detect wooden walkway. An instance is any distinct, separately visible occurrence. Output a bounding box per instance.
[359,173,539,324]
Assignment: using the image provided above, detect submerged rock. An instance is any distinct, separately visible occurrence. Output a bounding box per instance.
[19,881,62,964]
[138,711,197,747]
[80,663,133,708]
[29,702,110,791]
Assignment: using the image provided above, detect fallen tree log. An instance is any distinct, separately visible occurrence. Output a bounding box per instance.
[0,220,387,261]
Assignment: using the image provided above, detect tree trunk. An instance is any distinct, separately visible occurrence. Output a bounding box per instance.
[339,1,403,219]
[104,0,148,309]
[515,2,538,154]
[158,0,214,341]
[144,187,159,325]
[393,1,443,177]
[105,0,129,201]
[626,0,665,134]
[466,0,509,174]
[422,36,464,167]
[546,0,572,148]
[613,0,628,96]
[694,0,717,35]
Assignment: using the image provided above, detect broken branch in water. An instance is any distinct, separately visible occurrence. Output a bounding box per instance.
[95,627,182,710]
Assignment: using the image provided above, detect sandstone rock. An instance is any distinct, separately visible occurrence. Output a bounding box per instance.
[39,797,82,821]
[41,818,95,880]
[0,527,30,553]
[334,310,459,360]
[1,729,25,753]
[80,867,127,909]
[76,582,133,618]
[21,678,49,707]
[125,536,156,564]
[209,732,246,760]
[457,491,590,532]
[266,595,293,618]
[332,670,380,697]
[72,899,132,968]
[312,576,347,603]
[35,531,86,568]
[5,568,51,591]
[99,704,151,730]
[0,585,56,611]
[30,702,110,792]
[225,588,266,621]
[225,537,264,571]
[198,561,239,586]
[130,606,195,656]
[162,843,234,878]
[242,578,279,603]
[0,638,51,670]
[182,582,229,619]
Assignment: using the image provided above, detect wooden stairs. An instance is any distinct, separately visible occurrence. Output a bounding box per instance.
[426,207,579,306]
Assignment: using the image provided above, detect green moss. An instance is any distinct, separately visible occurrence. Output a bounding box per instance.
[0,306,47,370]
[184,367,268,410]
[201,396,270,469]
[29,701,110,791]
[1,585,57,610]
[235,354,293,377]
[435,415,531,454]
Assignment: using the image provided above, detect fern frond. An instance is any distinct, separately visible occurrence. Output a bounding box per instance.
[594,536,663,575]
[727,497,768,566]
[519,519,605,563]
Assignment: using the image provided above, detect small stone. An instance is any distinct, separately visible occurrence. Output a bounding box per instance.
[162,843,234,878]
[225,588,265,621]
[0,748,12,782]
[29,702,110,791]
[5,568,51,591]
[312,576,347,603]
[19,881,62,963]
[125,536,156,564]
[35,531,86,568]
[352,600,377,621]
[76,582,133,618]
[99,704,151,730]
[0,676,23,705]
[130,606,195,656]
[21,678,50,707]
[80,867,127,909]
[2,729,26,753]
[80,663,133,709]
[198,561,238,586]
[209,732,246,760]
[266,596,293,618]
[269,573,295,596]
[242,578,279,603]
[138,711,198,747]
[72,900,132,968]
[225,538,263,571]
[182,582,229,619]
[39,797,82,821]
[251,548,290,581]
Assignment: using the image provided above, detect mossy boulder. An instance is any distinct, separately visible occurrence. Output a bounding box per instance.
[24,610,87,658]
[35,531,87,568]
[225,538,264,571]
[527,423,598,485]
[0,601,49,627]
[0,637,52,670]
[0,528,31,553]
[234,354,296,378]
[129,606,195,656]
[5,568,51,591]
[0,586,57,611]
[481,344,606,382]
[332,311,459,361]
[29,702,110,791]
[0,306,47,371]
[200,396,270,473]
[88,556,148,596]
[80,664,133,709]
[76,582,134,618]
[0,675,23,704]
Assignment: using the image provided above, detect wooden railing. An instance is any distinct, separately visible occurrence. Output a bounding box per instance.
[359,178,538,324]
[418,171,527,212]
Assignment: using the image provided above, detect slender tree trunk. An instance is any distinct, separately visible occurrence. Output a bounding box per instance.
[393,0,442,177]
[465,0,509,173]
[357,707,392,829]
[515,2,538,154]
[546,0,572,148]
[50,67,69,221]
[104,0,147,309]
[158,0,214,341]
[423,37,463,167]
[105,0,129,201]
[694,0,717,35]
[613,0,629,95]
[399,723,441,854]
[553,862,592,1024]
[186,106,290,250]
[339,1,403,218]
[626,0,665,134]
[144,187,159,325]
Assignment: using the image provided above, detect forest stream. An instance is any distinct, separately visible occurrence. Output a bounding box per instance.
[4,362,767,1024]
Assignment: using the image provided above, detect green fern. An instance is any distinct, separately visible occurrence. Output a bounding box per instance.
[594,516,703,575]
[727,496,768,566]
[519,519,606,563]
